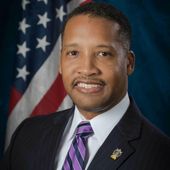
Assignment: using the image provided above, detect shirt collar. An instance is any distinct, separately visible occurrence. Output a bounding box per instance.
[68,93,130,145]
[67,107,87,141]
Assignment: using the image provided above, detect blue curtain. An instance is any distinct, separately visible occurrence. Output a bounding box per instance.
[0,0,170,158]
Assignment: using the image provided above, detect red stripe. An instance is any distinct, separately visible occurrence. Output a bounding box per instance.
[31,74,67,116]
[8,87,22,114]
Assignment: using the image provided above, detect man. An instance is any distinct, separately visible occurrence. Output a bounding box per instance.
[1,2,170,170]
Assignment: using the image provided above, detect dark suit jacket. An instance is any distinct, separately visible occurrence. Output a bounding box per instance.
[1,99,170,170]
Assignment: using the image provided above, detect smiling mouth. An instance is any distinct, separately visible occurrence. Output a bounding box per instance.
[77,82,101,89]
[74,80,105,94]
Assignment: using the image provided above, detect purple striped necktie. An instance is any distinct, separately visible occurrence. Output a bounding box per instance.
[62,121,94,170]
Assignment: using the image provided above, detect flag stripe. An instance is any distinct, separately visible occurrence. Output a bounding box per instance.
[8,87,22,114]
[31,74,67,116]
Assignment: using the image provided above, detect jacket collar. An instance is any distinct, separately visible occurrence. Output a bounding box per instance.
[35,107,74,170]
[88,98,142,170]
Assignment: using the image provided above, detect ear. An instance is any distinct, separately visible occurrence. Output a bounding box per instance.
[127,50,135,75]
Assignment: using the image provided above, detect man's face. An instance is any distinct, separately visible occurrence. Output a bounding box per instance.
[60,15,134,118]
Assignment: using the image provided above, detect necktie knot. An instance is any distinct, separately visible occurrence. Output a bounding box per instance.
[76,121,94,139]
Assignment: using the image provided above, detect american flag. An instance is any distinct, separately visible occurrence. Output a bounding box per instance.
[5,0,91,149]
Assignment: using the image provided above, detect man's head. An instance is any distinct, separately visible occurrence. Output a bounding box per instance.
[60,2,135,119]
[61,2,132,50]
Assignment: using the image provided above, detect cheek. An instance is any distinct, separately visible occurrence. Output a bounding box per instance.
[61,57,74,75]
[61,55,78,72]
[102,61,120,77]
[103,62,126,87]
[61,61,77,90]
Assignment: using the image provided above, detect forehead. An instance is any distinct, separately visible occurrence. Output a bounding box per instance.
[63,14,120,42]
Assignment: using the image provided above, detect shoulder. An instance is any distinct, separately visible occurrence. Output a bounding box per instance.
[8,108,73,146]
[140,114,170,148]
[119,97,170,151]
[23,107,72,126]
[135,116,170,168]
[130,98,170,144]
[127,97,169,141]
[16,107,73,132]
[131,99,170,159]
[1,108,74,169]
[120,98,170,168]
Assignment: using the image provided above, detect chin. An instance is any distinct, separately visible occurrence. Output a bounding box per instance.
[76,102,107,113]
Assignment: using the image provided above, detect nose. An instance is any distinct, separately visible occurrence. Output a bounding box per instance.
[77,55,100,76]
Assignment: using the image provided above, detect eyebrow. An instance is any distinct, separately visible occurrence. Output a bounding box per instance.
[96,45,114,49]
[96,44,118,53]
[63,43,79,48]
[63,44,114,48]
[62,43,117,52]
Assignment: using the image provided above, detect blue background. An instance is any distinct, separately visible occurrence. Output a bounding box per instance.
[0,0,170,158]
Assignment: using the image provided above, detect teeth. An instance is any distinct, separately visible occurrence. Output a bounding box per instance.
[77,83,100,89]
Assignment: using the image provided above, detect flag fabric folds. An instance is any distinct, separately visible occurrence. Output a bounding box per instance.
[5,0,88,149]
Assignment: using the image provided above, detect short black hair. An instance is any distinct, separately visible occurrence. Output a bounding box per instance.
[62,2,132,50]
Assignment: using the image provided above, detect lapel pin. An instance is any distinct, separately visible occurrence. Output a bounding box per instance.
[110,148,123,160]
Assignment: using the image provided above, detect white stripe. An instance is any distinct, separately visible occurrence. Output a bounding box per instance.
[57,95,73,112]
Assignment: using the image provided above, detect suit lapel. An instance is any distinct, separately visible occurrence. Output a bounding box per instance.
[88,99,142,170]
[35,108,74,170]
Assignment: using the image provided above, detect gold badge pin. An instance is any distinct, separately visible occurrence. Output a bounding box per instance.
[110,148,123,160]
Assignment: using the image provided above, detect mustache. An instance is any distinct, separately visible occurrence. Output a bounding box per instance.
[72,76,105,86]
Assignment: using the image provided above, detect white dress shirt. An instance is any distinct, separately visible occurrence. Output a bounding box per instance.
[55,93,130,170]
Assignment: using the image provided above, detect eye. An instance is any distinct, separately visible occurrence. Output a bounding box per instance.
[66,50,79,57]
[97,51,112,57]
